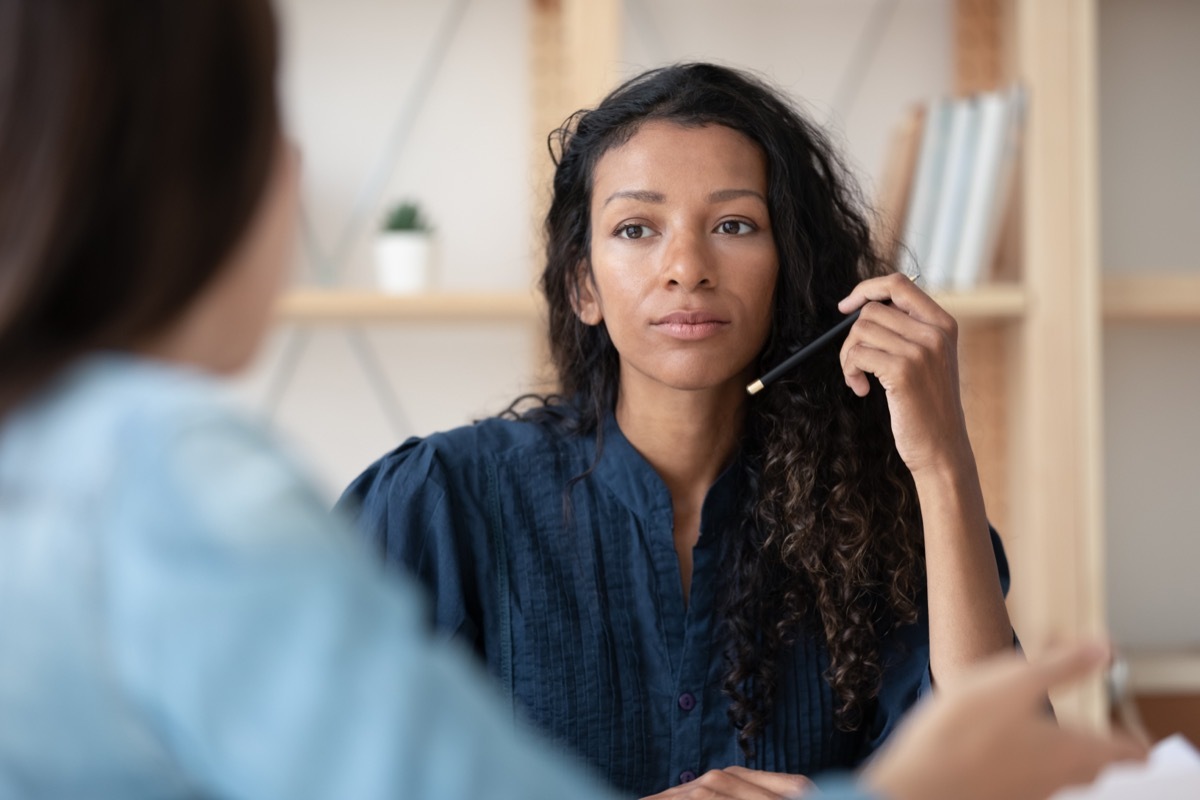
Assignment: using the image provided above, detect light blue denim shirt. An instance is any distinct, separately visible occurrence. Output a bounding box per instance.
[0,355,627,800]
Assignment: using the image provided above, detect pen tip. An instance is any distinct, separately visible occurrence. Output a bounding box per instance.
[746,380,764,395]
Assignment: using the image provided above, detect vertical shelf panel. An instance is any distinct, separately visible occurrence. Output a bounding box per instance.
[528,0,621,392]
[530,0,566,233]
[959,323,1013,537]
[953,0,1016,546]
[528,0,565,390]
[1011,0,1106,726]
[560,0,621,112]
[954,0,1006,95]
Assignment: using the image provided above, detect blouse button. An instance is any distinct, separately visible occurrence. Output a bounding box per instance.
[679,770,697,784]
[677,691,696,711]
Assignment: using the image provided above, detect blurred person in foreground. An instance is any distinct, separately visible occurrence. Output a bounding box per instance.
[0,1,1144,798]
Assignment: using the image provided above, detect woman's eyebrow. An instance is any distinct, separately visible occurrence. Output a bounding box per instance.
[603,188,766,206]
[708,188,766,203]
[603,189,665,207]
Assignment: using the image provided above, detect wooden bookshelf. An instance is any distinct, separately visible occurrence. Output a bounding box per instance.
[1103,273,1200,322]
[937,283,1026,319]
[276,285,1024,325]
[1122,650,1200,747]
[1128,650,1200,694]
[276,289,540,324]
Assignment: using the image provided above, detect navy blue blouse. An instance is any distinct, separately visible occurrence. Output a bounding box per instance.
[339,410,1010,798]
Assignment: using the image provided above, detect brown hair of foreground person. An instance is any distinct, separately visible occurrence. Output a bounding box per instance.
[0,0,279,416]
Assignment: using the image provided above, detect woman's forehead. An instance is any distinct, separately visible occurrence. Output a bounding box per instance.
[591,121,767,202]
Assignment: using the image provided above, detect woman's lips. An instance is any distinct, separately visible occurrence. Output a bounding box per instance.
[651,311,730,340]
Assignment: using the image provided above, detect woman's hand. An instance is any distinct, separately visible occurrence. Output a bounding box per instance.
[837,272,970,478]
[861,641,1147,800]
[640,767,812,799]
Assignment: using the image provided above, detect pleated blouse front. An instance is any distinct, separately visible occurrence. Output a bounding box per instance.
[340,410,996,798]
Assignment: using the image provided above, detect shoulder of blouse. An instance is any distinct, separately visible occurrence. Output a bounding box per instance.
[372,409,591,479]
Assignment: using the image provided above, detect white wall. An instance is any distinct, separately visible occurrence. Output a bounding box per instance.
[619,0,951,198]
[236,0,954,500]
[1099,0,1200,650]
[235,0,538,501]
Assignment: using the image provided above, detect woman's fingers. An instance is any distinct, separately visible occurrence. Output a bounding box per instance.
[638,767,811,799]
[1008,640,1112,706]
[839,341,903,397]
[836,277,968,472]
[839,314,951,397]
[837,277,957,397]
[861,642,1148,800]
[1055,729,1150,787]
[855,299,954,351]
[838,272,951,327]
[722,766,812,796]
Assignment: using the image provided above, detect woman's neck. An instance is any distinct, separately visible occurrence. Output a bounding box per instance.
[614,380,746,506]
[615,378,747,606]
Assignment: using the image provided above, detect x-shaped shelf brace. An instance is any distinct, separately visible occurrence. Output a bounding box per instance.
[261,0,473,440]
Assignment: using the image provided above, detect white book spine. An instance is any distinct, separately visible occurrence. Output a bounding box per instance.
[898,98,950,282]
[924,98,981,290]
[952,90,1012,290]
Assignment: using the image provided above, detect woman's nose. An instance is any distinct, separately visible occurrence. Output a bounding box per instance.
[660,229,715,290]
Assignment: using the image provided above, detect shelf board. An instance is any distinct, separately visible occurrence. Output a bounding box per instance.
[1103,273,1200,322]
[1127,650,1200,694]
[276,289,540,323]
[278,284,1027,325]
[933,283,1027,320]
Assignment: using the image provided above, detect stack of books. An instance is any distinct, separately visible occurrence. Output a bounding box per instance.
[875,85,1027,291]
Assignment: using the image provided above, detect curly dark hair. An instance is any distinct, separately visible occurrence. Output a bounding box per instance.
[525,62,926,758]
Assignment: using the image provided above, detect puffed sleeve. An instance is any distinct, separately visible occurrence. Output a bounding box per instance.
[106,409,618,800]
[859,526,1013,758]
[336,437,483,648]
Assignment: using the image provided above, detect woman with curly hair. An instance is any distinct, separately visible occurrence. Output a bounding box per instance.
[340,62,1015,799]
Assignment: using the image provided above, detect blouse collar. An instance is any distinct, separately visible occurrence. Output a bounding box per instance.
[591,411,743,544]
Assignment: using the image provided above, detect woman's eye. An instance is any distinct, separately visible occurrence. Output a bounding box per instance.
[717,220,753,235]
[617,224,651,240]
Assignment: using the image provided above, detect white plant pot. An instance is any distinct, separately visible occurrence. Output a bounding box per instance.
[374,232,433,294]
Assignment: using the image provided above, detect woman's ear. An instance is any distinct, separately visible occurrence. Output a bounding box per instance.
[572,262,603,326]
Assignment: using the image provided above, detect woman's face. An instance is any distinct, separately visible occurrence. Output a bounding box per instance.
[580,121,778,398]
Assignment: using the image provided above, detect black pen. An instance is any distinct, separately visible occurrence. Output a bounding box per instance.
[747,271,919,396]
[745,307,865,395]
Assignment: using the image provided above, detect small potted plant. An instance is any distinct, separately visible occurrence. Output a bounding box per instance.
[374,200,434,294]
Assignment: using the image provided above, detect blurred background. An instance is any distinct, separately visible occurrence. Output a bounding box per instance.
[231,0,1200,739]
